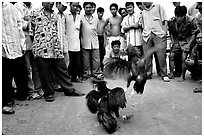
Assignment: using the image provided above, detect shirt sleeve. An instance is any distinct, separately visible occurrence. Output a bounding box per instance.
[159,4,168,22]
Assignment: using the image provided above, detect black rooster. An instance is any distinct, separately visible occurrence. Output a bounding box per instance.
[86,79,109,114]
[86,78,128,134]
[103,46,147,94]
[97,86,127,134]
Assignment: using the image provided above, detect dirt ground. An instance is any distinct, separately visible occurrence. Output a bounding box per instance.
[2,70,202,135]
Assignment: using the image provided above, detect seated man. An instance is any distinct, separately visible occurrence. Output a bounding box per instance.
[103,40,127,65]
[185,33,202,80]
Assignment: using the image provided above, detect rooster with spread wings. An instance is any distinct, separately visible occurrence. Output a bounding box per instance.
[103,46,147,94]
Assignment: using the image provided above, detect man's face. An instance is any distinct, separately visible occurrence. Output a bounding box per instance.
[126,5,134,15]
[176,15,185,23]
[42,2,54,11]
[112,44,120,54]
[97,12,104,19]
[84,4,92,15]
[110,6,117,16]
[70,2,79,13]
[92,5,96,13]
[143,2,152,9]
[196,35,202,46]
[120,9,128,17]
[137,3,144,11]
[57,3,67,13]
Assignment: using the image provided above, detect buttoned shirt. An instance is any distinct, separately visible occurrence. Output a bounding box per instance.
[56,12,68,53]
[66,11,81,51]
[15,2,33,50]
[80,14,99,49]
[122,12,142,46]
[29,8,64,59]
[141,4,167,42]
[168,16,199,42]
[2,2,26,59]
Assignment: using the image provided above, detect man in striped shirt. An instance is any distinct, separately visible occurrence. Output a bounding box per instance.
[122,2,143,59]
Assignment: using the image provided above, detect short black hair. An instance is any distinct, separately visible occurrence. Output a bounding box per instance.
[110,3,118,10]
[125,2,134,8]
[111,40,121,48]
[91,2,96,7]
[174,5,187,17]
[97,7,104,13]
[83,2,92,8]
[136,2,142,6]
[118,7,127,15]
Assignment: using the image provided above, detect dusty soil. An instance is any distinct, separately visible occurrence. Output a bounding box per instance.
[2,71,202,135]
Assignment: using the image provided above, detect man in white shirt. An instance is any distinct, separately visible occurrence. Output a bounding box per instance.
[66,2,83,83]
[141,2,170,82]
[80,2,101,80]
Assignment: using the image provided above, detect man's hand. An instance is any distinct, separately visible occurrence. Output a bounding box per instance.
[185,59,195,66]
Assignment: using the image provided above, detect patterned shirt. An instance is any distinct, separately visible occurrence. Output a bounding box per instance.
[2,2,26,59]
[168,16,199,41]
[29,8,64,59]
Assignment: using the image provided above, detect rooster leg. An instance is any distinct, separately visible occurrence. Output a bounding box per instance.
[119,114,134,121]
[127,76,133,88]
[114,110,120,118]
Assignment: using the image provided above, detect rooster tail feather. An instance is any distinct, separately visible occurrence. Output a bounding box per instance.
[97,112,117,134]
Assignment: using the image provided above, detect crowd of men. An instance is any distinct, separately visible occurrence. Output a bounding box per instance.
[2,2,202,114]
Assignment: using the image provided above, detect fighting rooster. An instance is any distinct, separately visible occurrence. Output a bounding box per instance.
[85,79,109,114]
[103,46,147,94]
[86,78,129,134]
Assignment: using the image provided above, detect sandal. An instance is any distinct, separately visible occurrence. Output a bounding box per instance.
[28,92,42,100]
[45,95,54,102]
[2,106,15,114]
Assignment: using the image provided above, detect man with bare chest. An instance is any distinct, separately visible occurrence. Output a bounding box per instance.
[97,7,106,71]
[104,3,126,54]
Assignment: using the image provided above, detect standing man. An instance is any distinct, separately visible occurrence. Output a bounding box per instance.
[2,2,29,114]
[122,2,143,57]
[29,2,85,102]
[81,2,101,80]
[66,2,83,83]
[97,7,106,71]
[141,2,170,82]
[56,2,69,67]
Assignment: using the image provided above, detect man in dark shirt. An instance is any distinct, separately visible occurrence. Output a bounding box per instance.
[168,5,199,82]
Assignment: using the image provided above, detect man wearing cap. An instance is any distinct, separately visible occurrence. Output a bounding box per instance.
[29,2,85,102]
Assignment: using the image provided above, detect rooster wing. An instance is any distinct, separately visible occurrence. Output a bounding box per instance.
[86,90,101,114]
